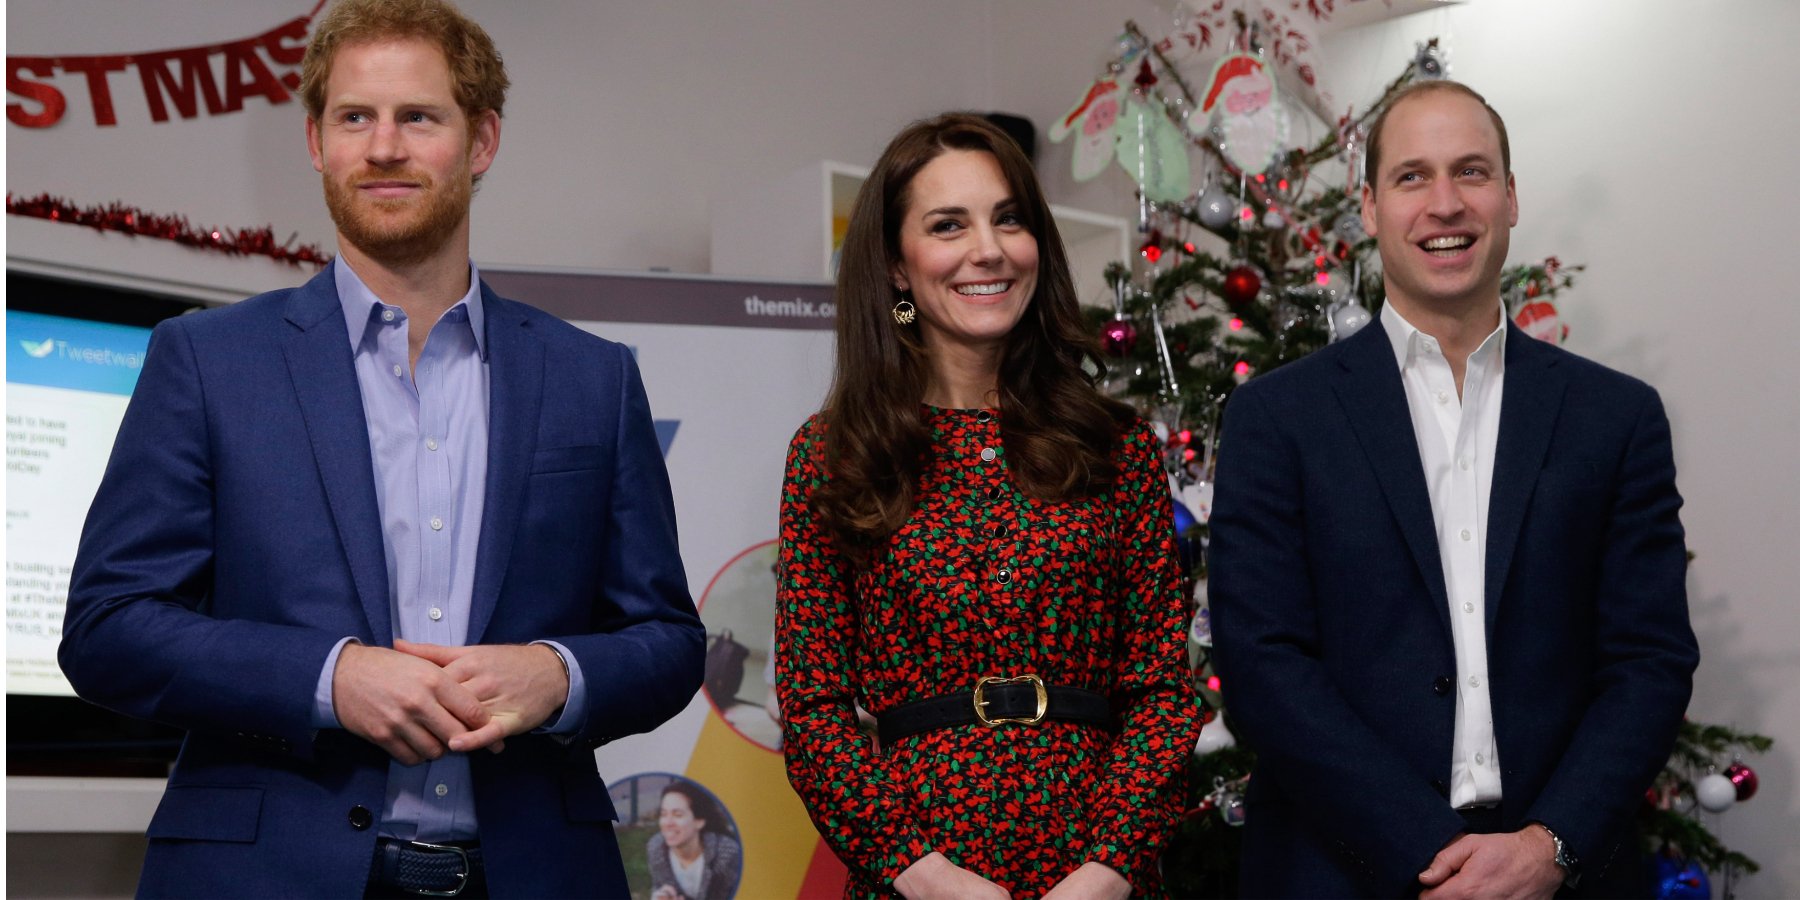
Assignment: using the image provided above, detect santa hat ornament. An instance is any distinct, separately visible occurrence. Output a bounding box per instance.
[1192,53,1290,174]
[1513,298,1569,345]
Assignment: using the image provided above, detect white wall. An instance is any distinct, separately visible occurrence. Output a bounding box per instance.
[8,0,1797,895]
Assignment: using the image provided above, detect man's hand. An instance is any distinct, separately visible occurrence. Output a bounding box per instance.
[331,643,490,765]
[393,639,570,754]
[1419,827,1564,900]
[1042,861,1131,900]
[893,852,1011,900]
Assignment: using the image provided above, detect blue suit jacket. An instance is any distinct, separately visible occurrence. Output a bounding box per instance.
[1209,321,1698,898]
[60,267,705,898]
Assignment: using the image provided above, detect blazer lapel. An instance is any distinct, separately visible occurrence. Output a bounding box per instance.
[1484,323,1568,628]
[1329,325,1453,639]
[280,266,392,642]
[467,288,544,645]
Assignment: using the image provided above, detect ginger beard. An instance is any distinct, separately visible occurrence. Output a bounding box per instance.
[321,147,473,267]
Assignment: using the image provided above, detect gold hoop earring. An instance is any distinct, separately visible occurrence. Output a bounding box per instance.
[892,296,917,326]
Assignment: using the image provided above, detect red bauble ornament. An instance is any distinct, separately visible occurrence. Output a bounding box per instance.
[1222,266,1261,307]
[1100,318,1138,357]
[1726,762,1759,801]
[1141,242,1163,263]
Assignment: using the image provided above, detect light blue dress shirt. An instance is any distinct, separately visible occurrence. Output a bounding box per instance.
[310,258,586,842]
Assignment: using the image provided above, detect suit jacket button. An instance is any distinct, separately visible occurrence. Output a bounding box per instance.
[1433,676,1453,696]
[1431,778,1448,797]
[349,805,373,830]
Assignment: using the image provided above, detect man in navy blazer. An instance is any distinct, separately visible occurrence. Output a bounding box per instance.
[1210,81,1697,898]
[59,1,703,896]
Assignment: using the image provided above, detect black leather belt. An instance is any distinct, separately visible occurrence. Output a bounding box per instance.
[369,838,485,897]
[876,675,1116,744]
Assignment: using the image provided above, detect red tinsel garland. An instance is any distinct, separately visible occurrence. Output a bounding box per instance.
[6,192,331,267]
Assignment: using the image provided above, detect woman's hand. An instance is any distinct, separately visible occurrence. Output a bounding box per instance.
[893,852,1011,900]
[1041,862,1131,900]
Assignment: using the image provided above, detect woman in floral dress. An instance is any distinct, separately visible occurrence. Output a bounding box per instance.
[776,113,1200,900]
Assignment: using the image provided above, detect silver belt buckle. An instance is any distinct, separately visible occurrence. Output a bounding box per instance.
[404,840,469,897]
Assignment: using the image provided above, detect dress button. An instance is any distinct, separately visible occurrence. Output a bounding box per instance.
[1458,457,1471,471]
[435,783,449,798]
[1459,528,1472,542]
[381,308,396,323]
[426,438,439,451]
[995,568,1011,585]
[429,607,443,621]
[976,410,993,424]
[987,485,1004,501]
[430,516,444,531]
[393,364,404,378]
[348,805,373,830]
[1474,753,1486,766]
[1468,675,1482,689]
[1462,601,1475,614]
[1433,676,1452,696]
[980,447,996,462]
[989,524,1009,540]
[1436,391,1450,404]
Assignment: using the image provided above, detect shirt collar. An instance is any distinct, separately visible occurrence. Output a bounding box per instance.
[335,257,487,359]
[1379,299,1508,370]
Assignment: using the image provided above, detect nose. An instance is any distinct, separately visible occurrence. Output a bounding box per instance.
[1425,177,1466,219]
[366,118,406,166]
[969,223,1004,266]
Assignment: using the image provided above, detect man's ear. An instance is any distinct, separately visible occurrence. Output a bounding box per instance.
[306,117,325,174]
[1359,181,1378,238]
[468,109,501,177]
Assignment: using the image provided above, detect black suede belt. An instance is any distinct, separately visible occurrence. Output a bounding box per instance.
[876,675,1116,744]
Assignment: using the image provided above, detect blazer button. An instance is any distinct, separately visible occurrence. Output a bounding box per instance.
[1433,676,1453,696]
[1431,778,1449,798]
[348,805,373,831]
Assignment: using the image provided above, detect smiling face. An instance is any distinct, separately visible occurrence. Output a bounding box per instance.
[306,37,499,267]
[890,149,1040,366]
[1360,90,1517,318]
[657,790,704,853]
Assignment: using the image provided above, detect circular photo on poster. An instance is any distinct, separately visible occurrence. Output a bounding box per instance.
[697,540,782,752]
[610,772,743,900]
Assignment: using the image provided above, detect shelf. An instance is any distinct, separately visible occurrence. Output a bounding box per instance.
[6,776,165,833]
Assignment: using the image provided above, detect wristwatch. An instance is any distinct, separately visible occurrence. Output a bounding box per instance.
[1538,823,1581,888]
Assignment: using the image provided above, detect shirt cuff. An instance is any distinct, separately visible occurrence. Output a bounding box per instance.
[312,637,361,729]
[531,640,586,734]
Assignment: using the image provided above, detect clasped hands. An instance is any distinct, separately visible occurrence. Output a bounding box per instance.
[332,639,569,765]
[1417,826,1565,900]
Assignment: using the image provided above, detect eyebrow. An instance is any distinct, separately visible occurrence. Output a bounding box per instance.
[1388,152,1497,174]
[920,197,1020,219]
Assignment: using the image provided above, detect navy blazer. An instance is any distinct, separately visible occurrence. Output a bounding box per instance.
[1209,320,1698,898]
[60,266,705,898]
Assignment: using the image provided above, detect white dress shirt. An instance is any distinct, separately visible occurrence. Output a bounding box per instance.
[1380,301,1507,808]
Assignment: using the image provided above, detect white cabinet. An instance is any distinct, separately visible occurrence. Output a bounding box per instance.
[711,160,1128,307]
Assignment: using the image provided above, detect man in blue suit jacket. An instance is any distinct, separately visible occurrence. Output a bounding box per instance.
[1210,82,1697,898]
[59,1,703,896]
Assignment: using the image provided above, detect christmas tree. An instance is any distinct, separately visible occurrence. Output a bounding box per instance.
[1052,11,1769,896]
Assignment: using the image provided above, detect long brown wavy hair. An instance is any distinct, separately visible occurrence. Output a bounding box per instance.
[814,113,1134,556]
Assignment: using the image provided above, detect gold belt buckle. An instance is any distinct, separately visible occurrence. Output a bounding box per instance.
[972,674,1048,727]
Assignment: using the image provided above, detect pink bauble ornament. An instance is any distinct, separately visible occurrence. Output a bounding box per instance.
[1726,762,1759,801]
[1695,773,1737,813]
[1101,318,1138,356]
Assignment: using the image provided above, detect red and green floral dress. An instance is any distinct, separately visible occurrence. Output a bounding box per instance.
[776,407,1200,898]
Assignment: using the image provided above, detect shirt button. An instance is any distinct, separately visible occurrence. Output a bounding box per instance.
[1462,601,1475,614]
[980,447,997,462]
[1469,675,1482,688]
[1458,457,1471,470]
[1460,528,1472,541]
[426,438,439,451]
[430,516,444,531]
[1474,753,1486,766]
[429,607,443,621]
[1436,391,1450,404]
[393,364,404,378]
[434,783,449,798]
[381,308,396,323]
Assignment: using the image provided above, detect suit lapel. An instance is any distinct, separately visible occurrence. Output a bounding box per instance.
[1484,323,1568,628]
[280,266,392,642]
[1330,325,1452,639]
[467,287,544,645]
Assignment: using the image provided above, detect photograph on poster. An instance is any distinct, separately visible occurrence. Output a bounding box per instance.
[610,772,744,900]
[697,540,783,752]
